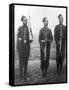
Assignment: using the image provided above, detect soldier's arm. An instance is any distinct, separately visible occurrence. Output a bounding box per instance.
[64,26,67,40]
[50,30,53,42]
[17,28,22,41]
[54,26,58,44]
[39,30,42,45]
[39,29,45,44]
[63,26,67,48]
[16,28,21,50]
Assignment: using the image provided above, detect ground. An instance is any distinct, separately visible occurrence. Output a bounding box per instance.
[14,59,66,85]
[14,46,66,85]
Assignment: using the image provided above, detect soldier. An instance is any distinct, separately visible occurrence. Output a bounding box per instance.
[54,14,66,74]
[39,17,53,77]
[17,16,33,80]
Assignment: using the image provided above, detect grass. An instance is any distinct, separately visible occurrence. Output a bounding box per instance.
[14,41,66,85]
[14,59,66,85]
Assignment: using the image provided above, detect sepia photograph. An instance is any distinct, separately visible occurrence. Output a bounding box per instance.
[9,4,67,86]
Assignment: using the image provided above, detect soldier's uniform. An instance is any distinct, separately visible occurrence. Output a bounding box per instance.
[17,25,31,79]
[39,27,53,77]
[54,24,66,74]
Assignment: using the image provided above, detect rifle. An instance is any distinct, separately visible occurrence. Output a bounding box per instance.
[41,39,51,61]
[28,16,33,42]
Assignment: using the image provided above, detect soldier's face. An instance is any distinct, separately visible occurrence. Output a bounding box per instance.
[44,19,48,26]
[23,17,27,25]
[59,16,63,24]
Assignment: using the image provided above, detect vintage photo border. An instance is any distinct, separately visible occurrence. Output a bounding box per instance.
[9,3,68,86]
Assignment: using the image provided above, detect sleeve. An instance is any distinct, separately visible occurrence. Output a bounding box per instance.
[54,26,58,44]
[16,28,20,50]
[64,26,67,40]
[17,27,21,38]
[39,30,41,45]
[50,30,53,42]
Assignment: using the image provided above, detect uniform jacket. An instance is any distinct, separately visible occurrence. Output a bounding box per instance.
[54,24,66,49]
[17,25,30,53]
[39,27,53,48]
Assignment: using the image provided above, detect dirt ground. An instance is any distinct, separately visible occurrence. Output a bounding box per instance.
[14,59,67,85]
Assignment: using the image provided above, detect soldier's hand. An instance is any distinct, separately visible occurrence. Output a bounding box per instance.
[41,40,45,43]
[24,40,27,43]
[18,38,22,41]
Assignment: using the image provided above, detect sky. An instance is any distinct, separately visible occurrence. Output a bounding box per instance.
[14,5,66,47]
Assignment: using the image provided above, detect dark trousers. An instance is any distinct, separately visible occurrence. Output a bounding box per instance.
[18,51,29,79]
[40,45,50,76]
[56,45,65,74]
